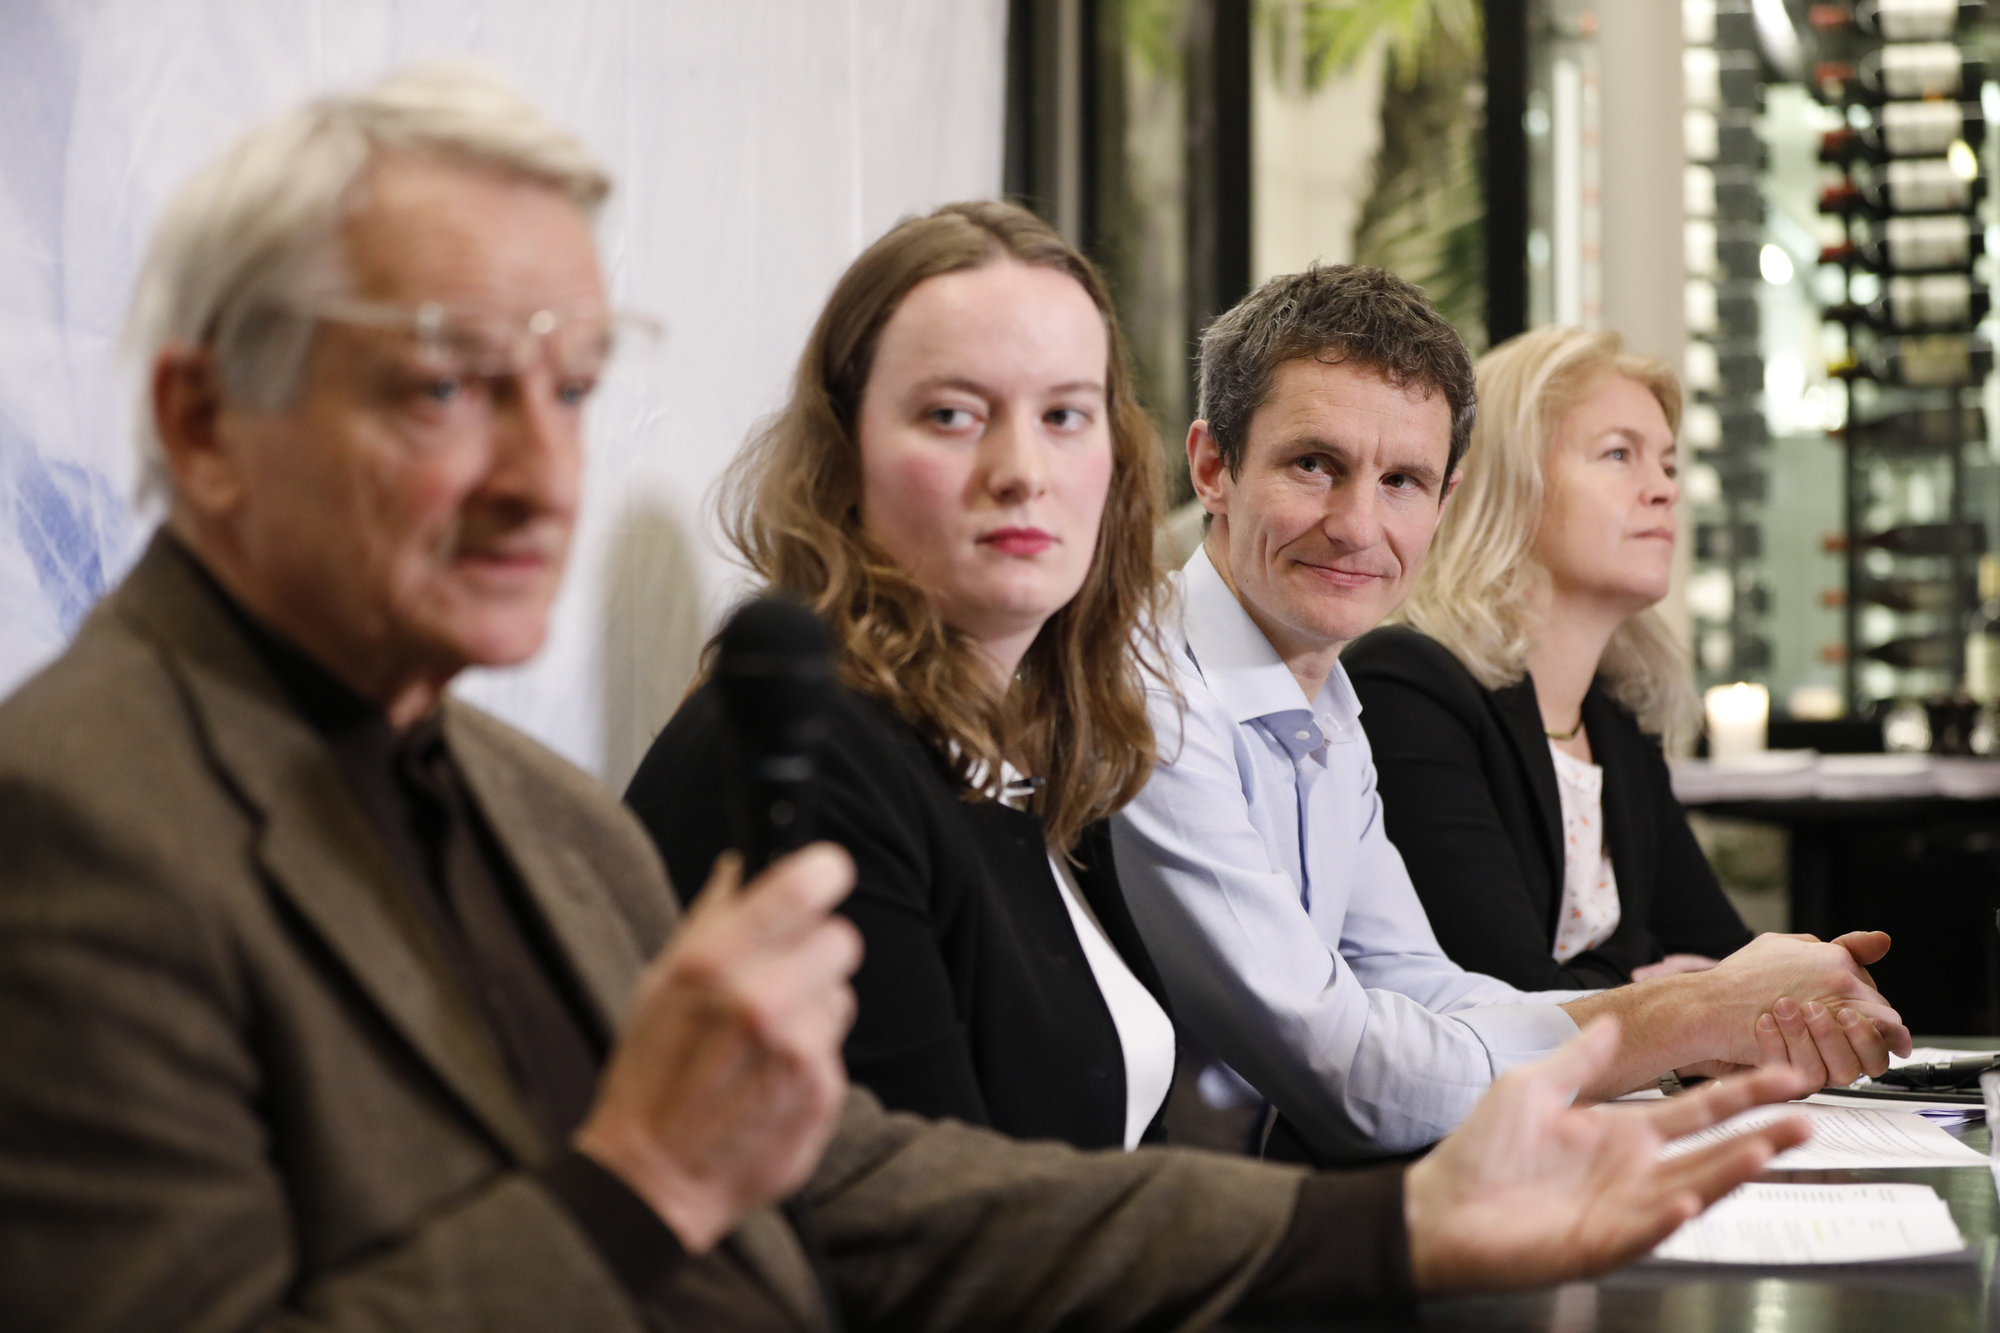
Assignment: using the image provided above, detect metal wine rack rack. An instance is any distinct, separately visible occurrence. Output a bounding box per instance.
[1807,0,1993,708]
[1688,0,1774,690]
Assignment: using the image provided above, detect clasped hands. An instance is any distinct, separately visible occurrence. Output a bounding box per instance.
[1563,928,1910,1103]
[1696,929,1910,1089]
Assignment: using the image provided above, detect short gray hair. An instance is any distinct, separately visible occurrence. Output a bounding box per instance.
[126,60,611,497]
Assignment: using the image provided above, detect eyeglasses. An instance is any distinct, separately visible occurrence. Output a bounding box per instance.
[292,297,664,435]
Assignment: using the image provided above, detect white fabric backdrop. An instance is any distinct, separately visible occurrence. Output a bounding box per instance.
[0,0,1007,783]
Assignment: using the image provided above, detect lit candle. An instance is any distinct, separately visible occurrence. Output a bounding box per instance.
[1704,682,1770,761]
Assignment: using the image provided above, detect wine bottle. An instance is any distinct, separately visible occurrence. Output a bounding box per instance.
[1698,522,1765,561]
[1706,112,1766,171]
[1824,578,1963,612]
[1687,282,1761,337]
[1819,101,1982,162]
[1825,520,1987,556]
[1814,45,1986,103]
[1824,274,1989,331]
[1831,333,1993,387]
[1818,157,1983,215]
[1809,0,1985,39]
[1818,216,1982,273]
[1964,554,2000,703]
[1863,633,1959,670]
[1841,404,1988,451]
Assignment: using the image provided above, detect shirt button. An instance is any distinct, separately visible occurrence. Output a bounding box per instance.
[1295,729,1312,741]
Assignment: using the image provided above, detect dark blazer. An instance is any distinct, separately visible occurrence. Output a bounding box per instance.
[0,534,1405,1331]
[628,678,1171,1150]
[1343,626,1751,991]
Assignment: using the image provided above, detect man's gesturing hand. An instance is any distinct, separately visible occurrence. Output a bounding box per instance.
[573,844,862,1252]
[1405,1018,1813,1296]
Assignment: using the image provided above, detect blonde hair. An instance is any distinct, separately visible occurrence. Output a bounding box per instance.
[1398,325,1698,742]
[127,60,610,498]
[718,201,1171,853]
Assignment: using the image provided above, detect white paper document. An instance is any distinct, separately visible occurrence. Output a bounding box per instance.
[1652,1183,1966,1264]
[1661,1102,1989,1170]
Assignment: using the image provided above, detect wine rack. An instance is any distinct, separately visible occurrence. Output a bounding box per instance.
[1808,0,1993,710]
[1686,0,1774,687]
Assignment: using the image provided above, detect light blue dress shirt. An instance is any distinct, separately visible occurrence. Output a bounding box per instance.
[1112,547,1591,1158]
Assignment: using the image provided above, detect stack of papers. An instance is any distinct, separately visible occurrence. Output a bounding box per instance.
[1654,1183,1967,1264]
[1662,1102,1989,1171]
[1644,1100,1983,1264]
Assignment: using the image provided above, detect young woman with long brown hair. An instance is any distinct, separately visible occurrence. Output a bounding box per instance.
[625,201,1178,1150]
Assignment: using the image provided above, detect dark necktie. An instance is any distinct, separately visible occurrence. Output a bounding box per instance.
[397,725,602,1143]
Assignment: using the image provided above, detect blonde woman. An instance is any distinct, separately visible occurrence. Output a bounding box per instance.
[1343,327,1752,991]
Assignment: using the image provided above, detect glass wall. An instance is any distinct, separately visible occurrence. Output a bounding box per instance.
[1253,0,1488,348]
[1010,0,1496,512]
[1673,0,2000,733]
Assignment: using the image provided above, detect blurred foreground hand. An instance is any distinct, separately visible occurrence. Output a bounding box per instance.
[1406,1017,1813,1296]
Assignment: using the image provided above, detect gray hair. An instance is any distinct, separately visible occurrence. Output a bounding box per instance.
[126,60,611,498]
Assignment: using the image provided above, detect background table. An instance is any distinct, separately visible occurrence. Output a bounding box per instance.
[1673,756,2000,1033]
[1697,794,2000,1032]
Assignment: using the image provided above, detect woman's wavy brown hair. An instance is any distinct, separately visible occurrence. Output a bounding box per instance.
[716,200,1171,852]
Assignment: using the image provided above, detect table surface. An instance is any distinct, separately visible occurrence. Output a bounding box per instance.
[1687,795,2000,824]
[1670,754,2000,810]
[1238,1040,2000,1332]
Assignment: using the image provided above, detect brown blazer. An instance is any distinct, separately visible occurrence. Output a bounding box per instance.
[0,536,1386,1332]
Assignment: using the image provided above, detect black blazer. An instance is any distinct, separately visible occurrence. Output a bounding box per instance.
[1342,626,1751,991]
[625,678,1170,1151]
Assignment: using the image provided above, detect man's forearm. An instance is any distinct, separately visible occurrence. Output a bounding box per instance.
[1559,931,1908,1099]
[1558,974,1720,1100]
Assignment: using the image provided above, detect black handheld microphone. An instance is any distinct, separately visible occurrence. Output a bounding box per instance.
[714,596,835,877]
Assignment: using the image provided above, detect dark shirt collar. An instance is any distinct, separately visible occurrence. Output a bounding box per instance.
[163,533,422,772]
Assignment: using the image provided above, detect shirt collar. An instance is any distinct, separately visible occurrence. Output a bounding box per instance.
[1174,545,1364,750]
[163,532,420,782]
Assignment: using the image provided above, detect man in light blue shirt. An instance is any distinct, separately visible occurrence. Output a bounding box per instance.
[1112,265,1908,1161]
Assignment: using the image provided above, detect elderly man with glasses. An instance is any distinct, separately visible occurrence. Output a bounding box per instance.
[0,63,1812,1332]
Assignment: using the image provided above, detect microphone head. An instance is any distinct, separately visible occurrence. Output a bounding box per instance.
[715,596,835,756]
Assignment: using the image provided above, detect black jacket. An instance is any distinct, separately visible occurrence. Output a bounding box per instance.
[625,678,1170,1150]
[1342,626,1751,991]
